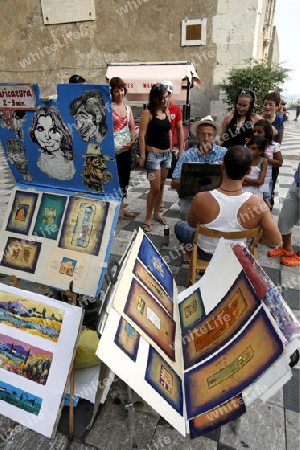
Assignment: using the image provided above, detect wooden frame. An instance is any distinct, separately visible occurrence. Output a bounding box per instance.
[186,225,263,286]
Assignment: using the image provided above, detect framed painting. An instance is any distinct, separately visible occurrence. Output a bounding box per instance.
[0,237,41,274]
[59,196,109,256]
[114,317,140,362]
[33,193,67,240]
[184,307,284,419]
[6,190,38,235]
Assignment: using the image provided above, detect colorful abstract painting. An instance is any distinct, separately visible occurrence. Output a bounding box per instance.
[0,380,42,416]
[0,333,53,385]
[33,193,67,240]
[0,290,64,342]
[124,278,176,360]
[184,307,284,419]
[179,287,205,333]
[114,317,140,361]
[0,237,41,273]
[137,235,173,299]
[145,346,183,415]
[133,259,173,316]
[182,272,261,369]
[6,190,38,235]
[59,197,109,256]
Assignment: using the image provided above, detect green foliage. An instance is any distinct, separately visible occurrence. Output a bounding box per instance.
[219,58,291,113]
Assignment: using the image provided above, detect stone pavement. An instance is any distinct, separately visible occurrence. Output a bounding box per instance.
[0,118,299,449]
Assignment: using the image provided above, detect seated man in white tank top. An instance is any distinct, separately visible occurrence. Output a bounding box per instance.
[174,146,281,261]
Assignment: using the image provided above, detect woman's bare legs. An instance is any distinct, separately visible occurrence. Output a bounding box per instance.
[144,170,162,225]
[153,167,168,220]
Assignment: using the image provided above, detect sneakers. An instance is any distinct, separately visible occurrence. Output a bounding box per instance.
[267,247,294,258]
[281,254,300,267]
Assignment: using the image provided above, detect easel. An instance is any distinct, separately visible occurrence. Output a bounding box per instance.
[92,235,138,444]
[9,275,80,441]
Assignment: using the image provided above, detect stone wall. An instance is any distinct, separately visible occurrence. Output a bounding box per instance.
[0,0,278,123]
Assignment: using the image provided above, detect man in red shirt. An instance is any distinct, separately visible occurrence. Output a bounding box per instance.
[161,80,184,156]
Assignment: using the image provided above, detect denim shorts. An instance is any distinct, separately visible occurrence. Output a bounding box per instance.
[146,151,171,173]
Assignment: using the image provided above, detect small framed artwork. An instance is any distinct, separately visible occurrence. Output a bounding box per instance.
[0,237,41,273]
[33,193,67,240]
[6,191,38,235]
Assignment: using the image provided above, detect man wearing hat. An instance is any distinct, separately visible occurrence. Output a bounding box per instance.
[171,115,227,220]
[82,143,113,192]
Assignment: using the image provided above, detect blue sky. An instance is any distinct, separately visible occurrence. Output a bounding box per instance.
[275,0,300,97]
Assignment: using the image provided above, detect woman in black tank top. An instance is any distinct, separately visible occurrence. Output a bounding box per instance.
[139,84,172,232]
[219,89,262,148]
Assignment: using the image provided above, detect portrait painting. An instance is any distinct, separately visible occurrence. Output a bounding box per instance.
[28,104,76,181]
[6,190,38,235]
[69,89,108,143]
[5,138,33,182]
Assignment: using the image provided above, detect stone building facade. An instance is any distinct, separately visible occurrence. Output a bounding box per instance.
[0,0,279,123]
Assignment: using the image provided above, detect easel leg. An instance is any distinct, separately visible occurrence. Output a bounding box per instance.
[65,285,78,441]
[126,385,138,449]
[10,275,19,287]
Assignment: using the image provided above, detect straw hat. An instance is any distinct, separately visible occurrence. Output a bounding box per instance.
[190,115,219,136]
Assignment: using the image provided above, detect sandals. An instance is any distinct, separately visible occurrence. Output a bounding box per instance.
[154,216,167,225]
[124,210,138,218]
[142,223,152,233]
[267,247,294,258]
[281,254,300,267]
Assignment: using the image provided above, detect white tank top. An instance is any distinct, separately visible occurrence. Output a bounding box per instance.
[198,189,253,254]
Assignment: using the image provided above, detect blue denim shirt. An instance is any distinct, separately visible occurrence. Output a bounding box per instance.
[172,143,227,179]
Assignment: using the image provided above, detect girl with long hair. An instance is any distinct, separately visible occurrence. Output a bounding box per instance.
[138,84,172,232]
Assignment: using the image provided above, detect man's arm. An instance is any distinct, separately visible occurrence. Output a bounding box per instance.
[171,178,180,193]
[258,207,282,246]
[171,153,184,193]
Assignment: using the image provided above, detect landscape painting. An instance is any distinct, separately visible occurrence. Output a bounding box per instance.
[0,290,64,342]
[0,333,53,385]
[0,380,42,416]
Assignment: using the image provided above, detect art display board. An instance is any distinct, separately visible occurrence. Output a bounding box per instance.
[0,282,83,437]
[96,230,300,438]
[0,82,121,296]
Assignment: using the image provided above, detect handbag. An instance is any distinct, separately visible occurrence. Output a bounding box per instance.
[114,106,132,155]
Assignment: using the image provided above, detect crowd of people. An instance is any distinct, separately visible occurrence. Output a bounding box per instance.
[67,76,298,268]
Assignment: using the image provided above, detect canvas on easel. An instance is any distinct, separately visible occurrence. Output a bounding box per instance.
[0,83,122,296]
[179,162,222,197]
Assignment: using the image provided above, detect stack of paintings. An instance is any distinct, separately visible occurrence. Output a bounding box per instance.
[0,282,82,437]
[96,230,300,438]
